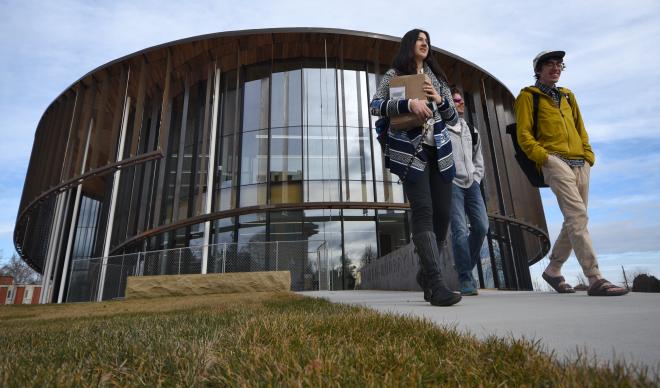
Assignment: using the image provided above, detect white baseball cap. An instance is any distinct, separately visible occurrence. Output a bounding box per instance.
[533,50,565,70]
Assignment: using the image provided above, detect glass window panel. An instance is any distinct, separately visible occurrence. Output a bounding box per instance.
[271,70,302,128]
[239,183,267,207]
[377,210,409,256]
[218,134,236,189]
[216,187,235,211]
[375,181,405,203]
[343,209,375,217]
[304,126,339,180]
[270,127,302,182]
[342,70,369,128]
[237,213,267,243]
[240,129,268,185]
[66,197,101,304]
[304,180,340,202]
[160,92,185,225]
[343,126,373,181]
[221,70,238,136]
[234,213,267,273]
[270,210,303,241]
[344,180,374,202]
[343,219,377,290]
[190,78,211,217]
[212,217,235,245]
[242,78,269,132]
[271,181,303,204]
[303,68,338,126]
[208,217,235,274]
[491,238,506,287]
[178,80,207,220]
[358,71,370,129]
[478,239,495,288]
[304,209,342,290]
[270,211,305,287]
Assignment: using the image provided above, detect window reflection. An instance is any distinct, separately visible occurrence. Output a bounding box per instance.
[377,210,409,256]
[303,68,337,126]
[270,126,302,184]
[342,215,376,290]
[343,126,373,180]
[209,217,235,274]
[342,70,370,128]
[271,70,302,128]
[234,213,267,272]
[160,92,185,225]
[242,77,269,132]
[66,196,101,303]
[221,71,238,136]
[215,136,236,211]
[305,209,342,290]
[305,126,339,180]
[305,180,340,202]
[239,183,267,207]
[375,181,405,203]
[240,129,268,185]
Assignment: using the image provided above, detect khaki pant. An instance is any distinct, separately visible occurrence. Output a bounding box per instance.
[542,154,601,277]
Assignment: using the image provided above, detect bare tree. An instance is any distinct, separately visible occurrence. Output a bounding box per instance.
[575,273,587,287]
[621,265,630,290]
[361,245,377,265]
[0,253,41,284]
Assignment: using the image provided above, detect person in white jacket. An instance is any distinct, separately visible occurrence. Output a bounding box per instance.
[447,87,488,295]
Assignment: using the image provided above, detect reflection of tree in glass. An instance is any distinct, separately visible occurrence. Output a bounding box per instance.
[361,245,377,266]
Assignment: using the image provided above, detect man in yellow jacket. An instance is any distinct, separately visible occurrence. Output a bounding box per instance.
[514,50,627,296]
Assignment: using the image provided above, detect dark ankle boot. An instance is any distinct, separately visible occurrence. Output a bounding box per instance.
[416,269,432,302]
[412,231,461,306]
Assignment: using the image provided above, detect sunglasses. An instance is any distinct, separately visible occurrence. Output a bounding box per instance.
[453,97,464,104]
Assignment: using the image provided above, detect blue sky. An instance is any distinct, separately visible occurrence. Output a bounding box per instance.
[1,0,659,287]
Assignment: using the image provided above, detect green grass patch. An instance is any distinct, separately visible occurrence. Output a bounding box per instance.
[0,292,656,386]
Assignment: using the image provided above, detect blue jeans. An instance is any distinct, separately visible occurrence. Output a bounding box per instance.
[450,182,489,282]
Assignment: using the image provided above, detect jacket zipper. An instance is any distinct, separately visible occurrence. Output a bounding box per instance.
[544,92,569,140]
[460,121,470,180]
[558,97,570,143]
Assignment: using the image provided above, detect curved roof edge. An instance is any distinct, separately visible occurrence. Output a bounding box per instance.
[45,27,512,112]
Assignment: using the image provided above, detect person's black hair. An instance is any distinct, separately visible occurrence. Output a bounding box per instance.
[393,29,448,82]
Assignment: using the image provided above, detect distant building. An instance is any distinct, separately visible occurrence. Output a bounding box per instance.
[15,28,549,303]
[0,276,43,305]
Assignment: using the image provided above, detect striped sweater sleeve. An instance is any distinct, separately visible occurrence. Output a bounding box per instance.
[432,73,459,126]
[369,69,412,117]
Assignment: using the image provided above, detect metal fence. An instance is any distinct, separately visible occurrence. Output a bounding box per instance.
[66,240,328,302]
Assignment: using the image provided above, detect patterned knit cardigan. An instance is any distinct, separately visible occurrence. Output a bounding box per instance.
[370,64,458,183]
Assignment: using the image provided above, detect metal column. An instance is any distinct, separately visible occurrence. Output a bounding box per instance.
[39,192,66,304]
[97,74,132,301]
[57,118,94,303]
[201,66,221,274]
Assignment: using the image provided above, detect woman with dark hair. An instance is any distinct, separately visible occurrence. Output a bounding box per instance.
[370,29,461,306]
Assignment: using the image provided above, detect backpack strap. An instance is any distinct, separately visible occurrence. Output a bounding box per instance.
[532,92,540,139]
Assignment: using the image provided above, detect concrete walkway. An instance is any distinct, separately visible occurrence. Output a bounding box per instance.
[300,290,660,369]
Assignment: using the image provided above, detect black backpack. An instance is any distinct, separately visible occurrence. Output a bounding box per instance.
[506,93,548,188]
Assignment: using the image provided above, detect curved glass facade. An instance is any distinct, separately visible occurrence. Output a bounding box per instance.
[15,29,548,302]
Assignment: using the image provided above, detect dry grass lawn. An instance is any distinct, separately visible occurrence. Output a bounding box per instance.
[0,292,656,387]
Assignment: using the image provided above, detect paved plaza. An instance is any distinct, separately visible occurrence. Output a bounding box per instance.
[301,289,660,369]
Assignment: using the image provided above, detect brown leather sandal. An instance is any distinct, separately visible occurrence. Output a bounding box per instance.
[587,279,629,296]
[542,272,576,293]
